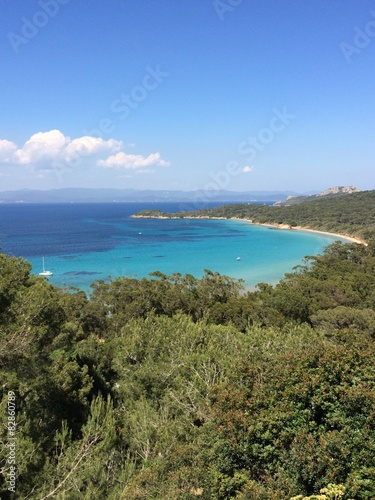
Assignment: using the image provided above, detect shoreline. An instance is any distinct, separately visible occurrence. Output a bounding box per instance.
[246,221,367,245]
[132,214,367,245]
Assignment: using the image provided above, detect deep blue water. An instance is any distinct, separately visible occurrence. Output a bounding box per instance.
[0,202,348,290]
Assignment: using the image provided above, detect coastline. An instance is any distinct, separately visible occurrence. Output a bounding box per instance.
[247,221,367,245]
[132,214,367,245]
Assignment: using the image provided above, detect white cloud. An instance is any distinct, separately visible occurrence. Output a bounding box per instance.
[97,151,170,170]
[0,130,123,170]
[65,136,122,160]
[0,139,18,161]
[15,130,69,165]
[0,130,170,179]
[242,166,253,173]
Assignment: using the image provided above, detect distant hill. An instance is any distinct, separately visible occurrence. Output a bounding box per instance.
[0,188,299,203]
[274,186,360,206]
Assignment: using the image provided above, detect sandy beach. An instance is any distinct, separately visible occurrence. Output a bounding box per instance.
[245,221,367,246]
[133,214,367,246]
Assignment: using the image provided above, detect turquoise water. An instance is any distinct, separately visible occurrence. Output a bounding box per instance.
[0,203,348,291]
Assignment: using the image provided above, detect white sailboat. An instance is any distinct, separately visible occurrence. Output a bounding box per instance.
[39,257,53,277]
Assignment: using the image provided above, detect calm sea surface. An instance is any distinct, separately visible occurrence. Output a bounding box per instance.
[0,202,348,290]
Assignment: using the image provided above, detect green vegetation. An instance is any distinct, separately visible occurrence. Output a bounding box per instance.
[134,190,375,241]
[0,244,374,498]
[1,192,375,498]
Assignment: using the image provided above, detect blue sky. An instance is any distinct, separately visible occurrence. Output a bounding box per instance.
[0,0,374,193]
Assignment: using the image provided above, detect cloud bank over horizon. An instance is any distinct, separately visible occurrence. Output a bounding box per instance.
[0,130,170,175]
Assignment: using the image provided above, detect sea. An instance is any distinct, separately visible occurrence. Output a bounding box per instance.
[0,202,348,291]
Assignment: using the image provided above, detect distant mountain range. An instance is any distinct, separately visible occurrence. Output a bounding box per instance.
[0,188,304,203]
[0,186,360,204]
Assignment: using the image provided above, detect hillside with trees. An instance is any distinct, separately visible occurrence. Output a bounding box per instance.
[134,189,375,241]
[1,194,375,498]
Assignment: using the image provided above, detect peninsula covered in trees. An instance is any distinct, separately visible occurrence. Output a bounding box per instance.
[133,189,375,242]
[1,190,375,498]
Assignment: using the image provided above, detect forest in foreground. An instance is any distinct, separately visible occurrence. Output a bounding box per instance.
[1,192,375,499]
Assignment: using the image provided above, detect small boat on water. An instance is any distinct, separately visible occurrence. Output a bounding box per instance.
[236,257,241,261]
[39,257,53,277]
